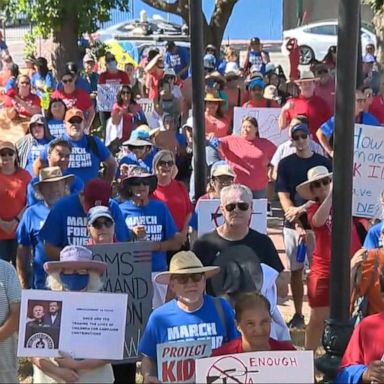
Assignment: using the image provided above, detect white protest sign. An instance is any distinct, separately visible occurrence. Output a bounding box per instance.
[17,289,127,359]
[196,199,267,237]
[157,340,212,383]
[233,107,289,146]
[352,124,384,218]
[97,84,121,112]
[195,350,314,383]
[137,97,155,123]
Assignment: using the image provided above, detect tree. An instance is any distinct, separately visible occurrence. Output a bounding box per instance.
[364,0,384,63]
[5,0,129,74]
[141,0,239,49]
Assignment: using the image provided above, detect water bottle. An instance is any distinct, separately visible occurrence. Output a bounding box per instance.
[296,241,307,263]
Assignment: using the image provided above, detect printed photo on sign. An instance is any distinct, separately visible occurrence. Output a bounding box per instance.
[196,199,267,237]
[24,300,62,350]
[17,289,128,359]
[157,340,212,384]
[233,107,289,146]
[195,350,314,384]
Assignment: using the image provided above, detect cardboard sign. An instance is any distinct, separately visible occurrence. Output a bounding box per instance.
[353,124,384,219]
[196,199,267,237]
[17,289,127,359]
[233,107,289,146]
[89,242,153,362]
[195,350,314,384]
[157,340,212,383]
[96,84,121,112]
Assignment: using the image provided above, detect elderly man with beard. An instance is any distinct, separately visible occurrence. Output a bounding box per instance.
[16,167,74,289]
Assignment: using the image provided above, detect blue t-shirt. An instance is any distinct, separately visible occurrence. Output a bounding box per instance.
[138,295,238,359]
[39,194,130,248]
[62,134,111,184]
[165,47,190,80]
[48,119,66,138]
[117,148,157,178]
[247,50,265,74]
[0,40,8,50]
[363,222,382,249]
[31,72,56,97]
[25,139,50,176]
[56,77,92,94]
[4,76,16,93]
[119,199,177,272]
[320,113,380,138]
[16,202,50,289]
[26,171,84,206]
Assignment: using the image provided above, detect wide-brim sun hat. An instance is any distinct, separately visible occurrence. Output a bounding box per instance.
[155,251,220,285]
[296,165,333,201]
[122,137,153,147]
[122,166,158,194]
[204,91,225,103]
[44,245,107,275]
[205,71,226,85]
[33,166,75,193]
[295,70,319,83]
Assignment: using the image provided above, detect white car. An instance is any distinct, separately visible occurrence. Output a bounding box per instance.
[281,20,376,65]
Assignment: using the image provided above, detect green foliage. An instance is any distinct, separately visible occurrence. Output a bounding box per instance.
[23,29,38,58]
[5,0,129,38]
[363,0,384,13]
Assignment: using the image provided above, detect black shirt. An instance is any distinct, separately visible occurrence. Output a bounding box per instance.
[275,152,332,229]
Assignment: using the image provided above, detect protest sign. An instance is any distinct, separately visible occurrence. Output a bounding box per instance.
[233,107,289,146]
[196,199,267,237]
[157,340,212,383]
[89,242,153,362]
[17,289,127,359]
[195,350,314,384]
[352,124,384,218]
[137,98,154,114]
[96,84,121,112]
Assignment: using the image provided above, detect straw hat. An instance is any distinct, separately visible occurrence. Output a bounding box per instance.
[205,71,226,85]
[204,91,225,103]
[155,251,220,285]
[295,70,319,83]
[33,167,74,193]
[296,166,333,201]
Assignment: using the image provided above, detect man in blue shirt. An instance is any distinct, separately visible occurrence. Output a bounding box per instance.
[164,41,190,81]
[363,221,383,249]
[16,167,75,289]
[40,178,130,260]
[316,88,380,157]
[139,251,238,383]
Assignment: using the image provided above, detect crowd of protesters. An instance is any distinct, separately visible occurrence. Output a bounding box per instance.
[1,34,384,384]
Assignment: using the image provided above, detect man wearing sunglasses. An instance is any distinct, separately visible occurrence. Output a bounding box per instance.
[193,184,287,299]
[276,123,331,329]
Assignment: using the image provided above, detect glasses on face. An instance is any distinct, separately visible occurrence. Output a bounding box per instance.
[20,81,30,85]
[311,178,331,189]
[62,78,73,84]
[158,160,174,167]
[172,273,204,284]
[0,150,15,157]
[121,91,131,95]
[92,218,114,229]
[130,179,150,187]
[69,118,83,124]
[317,69,328,75]
[292,133,308,141]
[224,202,250,212]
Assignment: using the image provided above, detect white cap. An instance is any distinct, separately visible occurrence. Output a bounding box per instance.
[164,67,176,77]
[182,116,193,130]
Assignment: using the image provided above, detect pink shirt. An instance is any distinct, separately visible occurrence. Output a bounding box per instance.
[219,135,276,190]
[315,78,336,114]
[205,114,230,138]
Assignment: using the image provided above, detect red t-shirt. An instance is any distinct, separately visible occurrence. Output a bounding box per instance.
[307,202,361,277]
[51,88,92,112]
[212,337,296,356]
[111,103,143,141]
[152,180,193,231]
[5,93,41,118]
[219,135,276,190]
[285,94,332,139]
[0,168,31,240]
[98,70,129,85]
[146,70,164,101]
[205,114,230,138]
[315,78,335,114]
[242,98,280,108]
[369,95,384,124]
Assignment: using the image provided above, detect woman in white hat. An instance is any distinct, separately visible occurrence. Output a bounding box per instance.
[296,166,361,352]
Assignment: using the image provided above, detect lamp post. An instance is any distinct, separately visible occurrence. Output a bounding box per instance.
[189,0,207,200]
[315,0,359,380]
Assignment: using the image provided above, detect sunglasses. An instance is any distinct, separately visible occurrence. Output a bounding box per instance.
[0,150,15,157]
[158,160,174,167]
[130,179,150,187]
[20,81,30,85]
[92,218,114,229]
[62,78,73,84]
[311,178,331,189]
[292,133,308,141]
[172,273,204,284]
[224,202,250,212]
[69,118,83,124]
[121,91,131,95]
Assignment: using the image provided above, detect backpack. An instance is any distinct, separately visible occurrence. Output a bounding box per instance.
[86,135,101,159]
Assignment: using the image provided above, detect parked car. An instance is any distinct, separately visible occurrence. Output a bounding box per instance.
[281,19,377,65]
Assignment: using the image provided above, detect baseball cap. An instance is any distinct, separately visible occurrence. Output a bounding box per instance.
[290,123,310,137]
[83,179,112,212]
[65,108,84,122]
[166,41,176,51]
[250,37,260,44]
[29,114,46,128]
[182,116,193,130]
[210,161,235,178]
[164,68,176,77]
[87,206,114,226]
[0,141,16,152]
[249,79,265,90]
[83,53,96,63]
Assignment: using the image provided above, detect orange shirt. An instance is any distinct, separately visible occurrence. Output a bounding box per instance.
[0,168,31,240]
[205,114,230,138]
